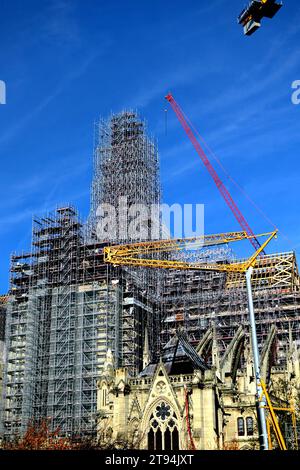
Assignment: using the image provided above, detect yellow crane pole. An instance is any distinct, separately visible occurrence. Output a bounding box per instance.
[260,380,287,450]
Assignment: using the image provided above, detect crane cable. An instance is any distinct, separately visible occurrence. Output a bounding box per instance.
[178,106,296,251]
[164,108,168,136]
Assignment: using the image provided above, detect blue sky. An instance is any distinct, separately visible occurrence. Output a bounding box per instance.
[0,0,299,293]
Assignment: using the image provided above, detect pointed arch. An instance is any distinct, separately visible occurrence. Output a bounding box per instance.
[220,326,245,381]
[145,399,181,451]
[129,395,143,420]
[196,326,213,356]
[260,325,277,383]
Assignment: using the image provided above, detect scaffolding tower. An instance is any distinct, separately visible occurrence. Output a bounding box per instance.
[2,207,119,438]
[87,110,163,372]
[88,111,161,243]
[2,112,162,440]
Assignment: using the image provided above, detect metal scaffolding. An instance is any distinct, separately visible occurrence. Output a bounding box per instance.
[160,251,300,364]
[87,110,162,372]
[88,111,161,243]
[2,109,300,445]
[2,111,162,440]
[2,208,121,438]
[0,296,6,342]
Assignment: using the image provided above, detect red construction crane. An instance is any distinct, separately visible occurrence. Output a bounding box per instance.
[165,93,264,254]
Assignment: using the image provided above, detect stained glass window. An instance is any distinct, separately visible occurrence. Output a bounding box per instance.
[148,403,179,450]
[155,402,171,420]
[237,417,245,436]
[246,417,254,436]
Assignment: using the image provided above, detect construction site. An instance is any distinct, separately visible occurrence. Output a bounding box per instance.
[1,103,300,449]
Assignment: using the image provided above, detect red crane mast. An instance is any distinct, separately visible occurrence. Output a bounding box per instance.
[165,93,263,254]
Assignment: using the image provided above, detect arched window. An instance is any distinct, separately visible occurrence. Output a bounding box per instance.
[147,402,179,450]
[237,417,245,436]
[102,388,107,407]
[246,417,254,436]
[148,428,154,450]
[165,428,171,450]
[156,428,162,450]
[172,427,179,450]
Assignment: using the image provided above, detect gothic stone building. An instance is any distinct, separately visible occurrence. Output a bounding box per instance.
[97,327,300,450]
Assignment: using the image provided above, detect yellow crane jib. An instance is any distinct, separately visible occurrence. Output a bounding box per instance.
[103,229,278,274]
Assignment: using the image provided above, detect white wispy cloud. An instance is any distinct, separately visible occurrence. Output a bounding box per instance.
[0,50,104,146]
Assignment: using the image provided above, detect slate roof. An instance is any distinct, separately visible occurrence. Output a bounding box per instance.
[140,331,209,377]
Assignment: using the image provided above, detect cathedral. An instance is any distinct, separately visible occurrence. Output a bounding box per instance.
[97,326,300,450]
[2,111,300,447]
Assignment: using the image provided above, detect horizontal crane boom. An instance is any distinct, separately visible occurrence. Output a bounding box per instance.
[104,230,277,273]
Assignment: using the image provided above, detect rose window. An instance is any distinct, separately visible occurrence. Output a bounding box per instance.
[155,402,171,420]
